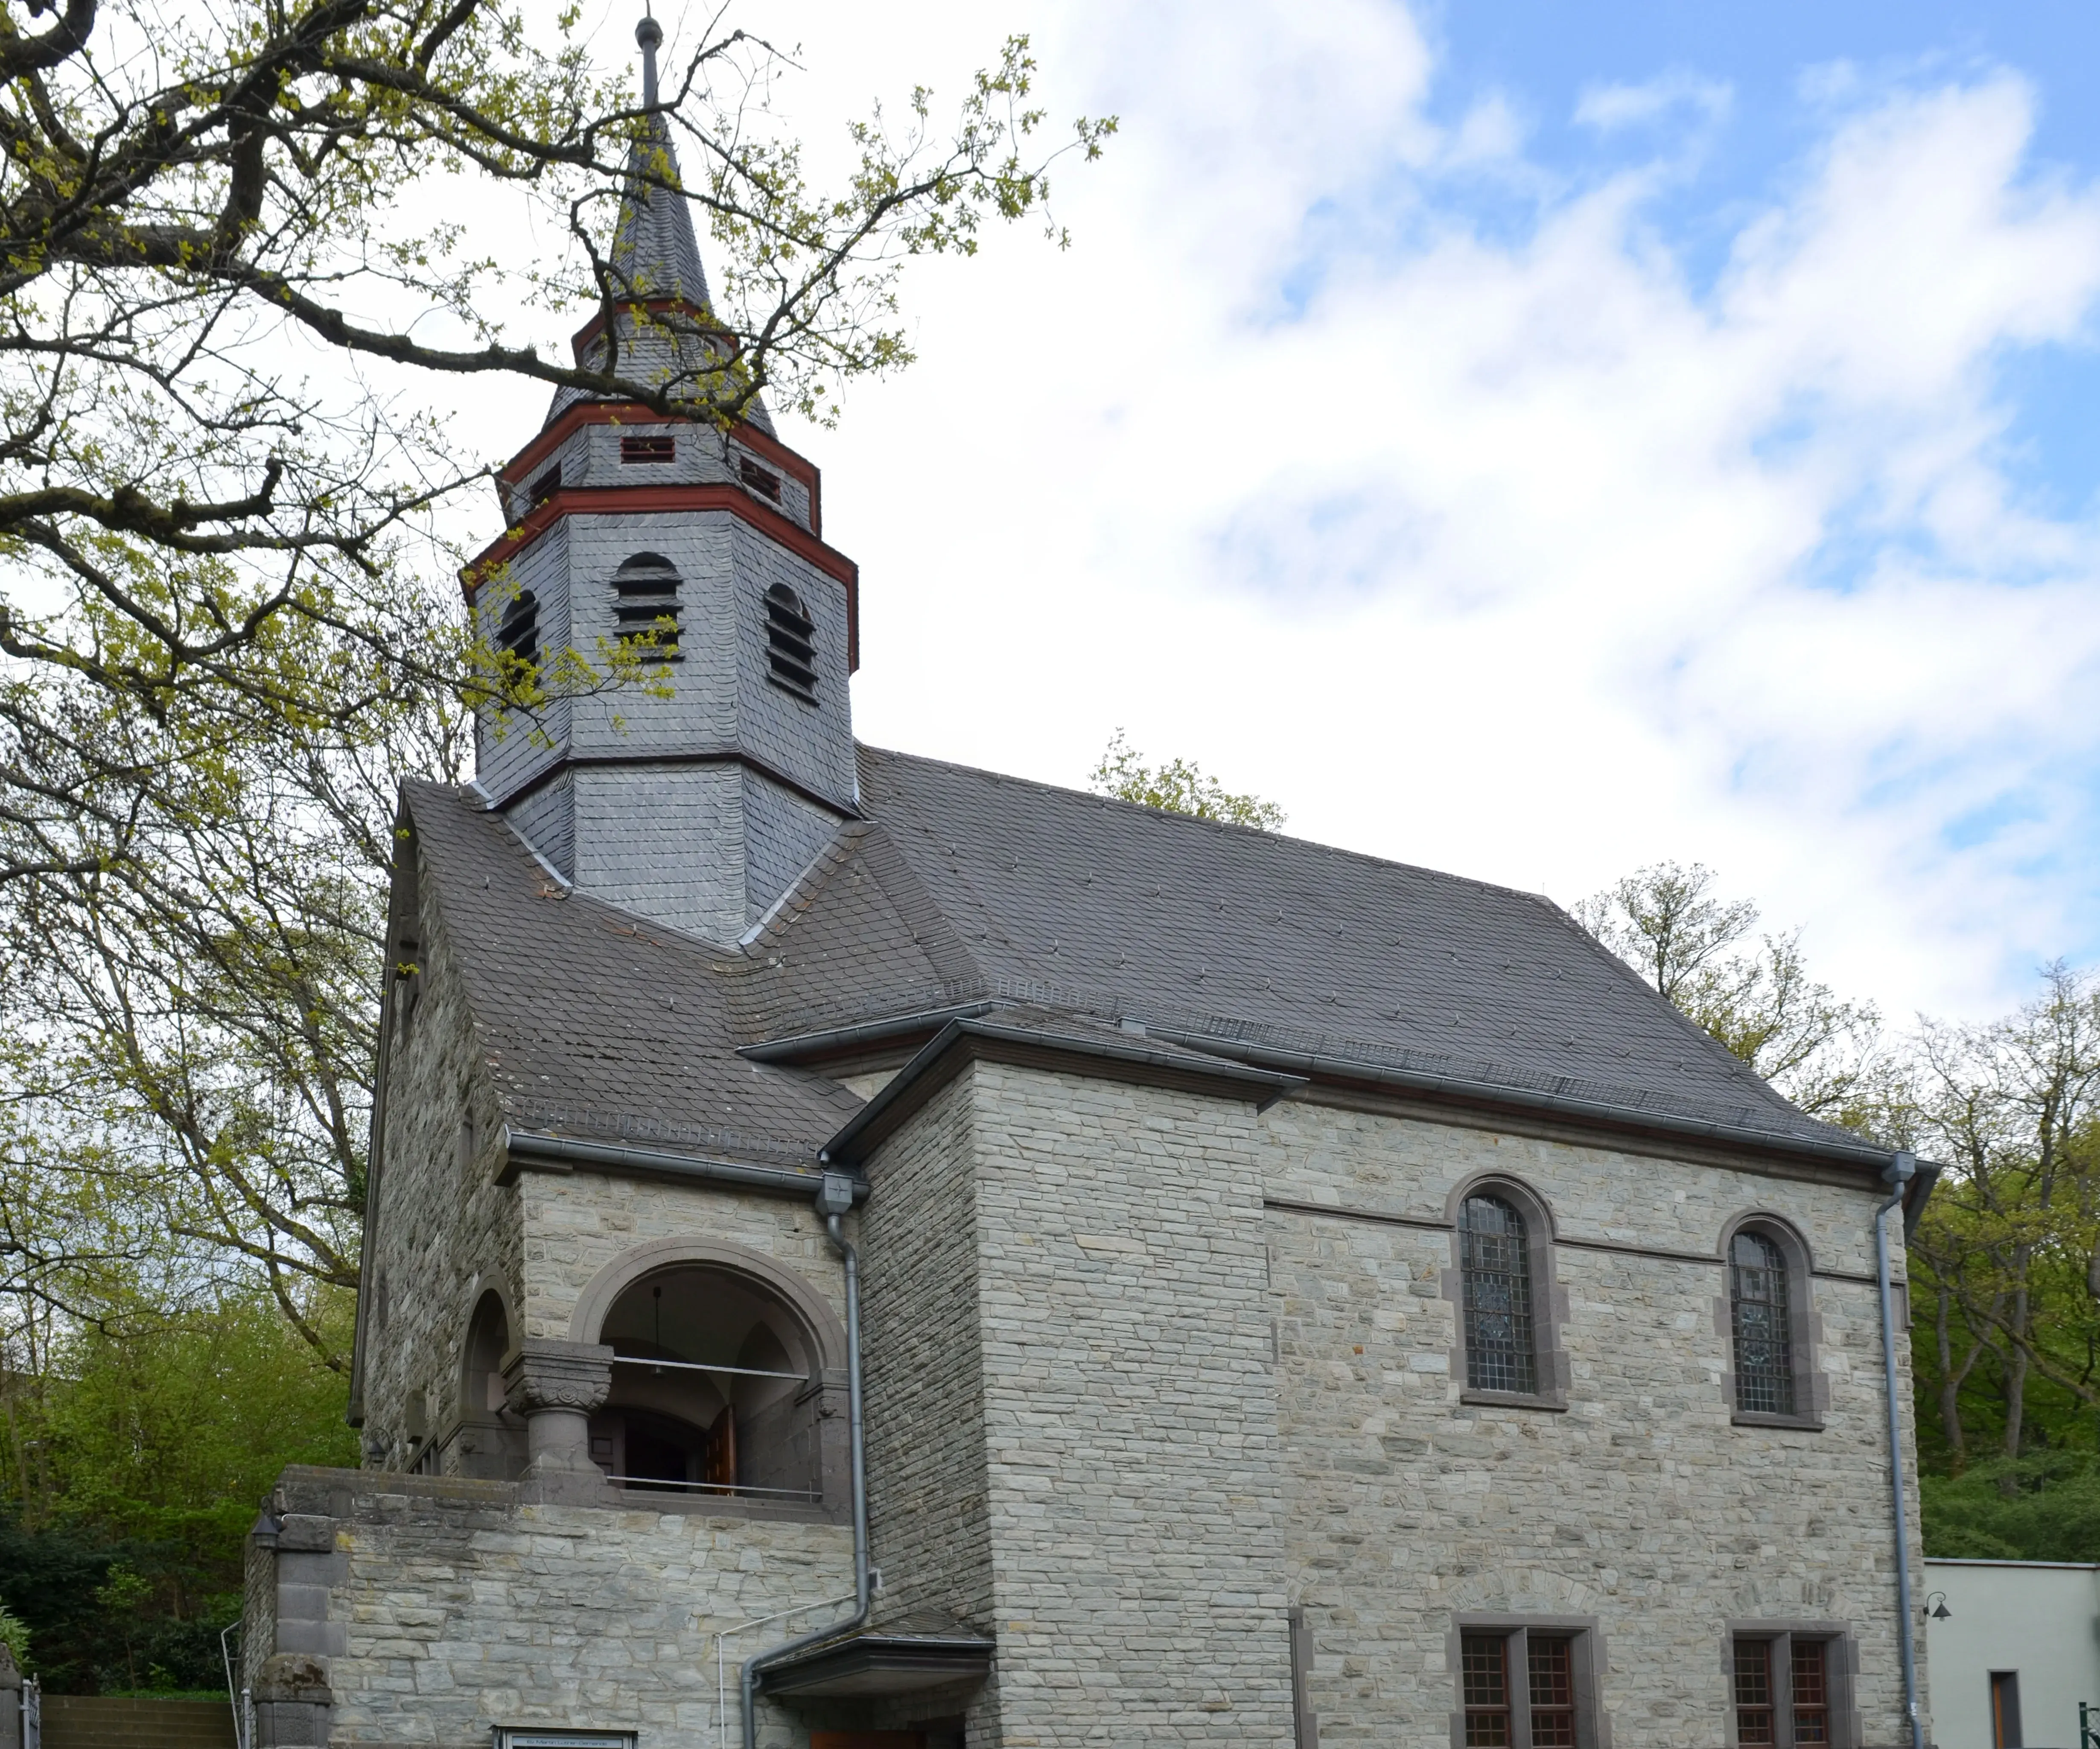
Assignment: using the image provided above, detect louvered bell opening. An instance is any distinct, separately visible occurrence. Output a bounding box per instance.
[764,583,817,702]
[496,589,539,666]
[614,553,682,662]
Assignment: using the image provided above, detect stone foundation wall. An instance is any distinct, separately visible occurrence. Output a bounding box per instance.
[248,1467,856,1749]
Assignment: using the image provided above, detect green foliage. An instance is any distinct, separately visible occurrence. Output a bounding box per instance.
[1088,730,1287,832]
[0,1286,356,1692]
[0,1602,28,1668]
[1583,865,2100,1558]
[1573,861,1880,1117]
[1921,1454,2100,1561]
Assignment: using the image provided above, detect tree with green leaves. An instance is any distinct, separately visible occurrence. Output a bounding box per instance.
[0,4,1110,1364]
[1088,729,1286,831]
[1572,861,1881,1118]
[0,0,1110,786]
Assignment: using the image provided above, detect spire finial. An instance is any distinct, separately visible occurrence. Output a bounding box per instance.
[636,14,661,111]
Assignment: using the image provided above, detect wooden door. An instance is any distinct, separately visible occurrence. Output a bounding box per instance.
[702,1404,736,1489]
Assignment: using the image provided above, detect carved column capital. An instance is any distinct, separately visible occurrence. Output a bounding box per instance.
[502,1339,614,1416]
[502,1338,614,1493]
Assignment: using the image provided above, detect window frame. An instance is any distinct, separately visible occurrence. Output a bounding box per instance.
[1716,1214,1827,1431]
[1448,1615,1609,1749]
[1443,1174,1570,1411]
[1723,1623,1858,1749]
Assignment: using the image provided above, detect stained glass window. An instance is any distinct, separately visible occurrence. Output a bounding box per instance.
[1461,1195,1538,1394]
[1732,1231,1796,1415]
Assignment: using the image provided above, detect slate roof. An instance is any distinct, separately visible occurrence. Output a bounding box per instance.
[403,781,856,1164]
[405,744,1866,1169]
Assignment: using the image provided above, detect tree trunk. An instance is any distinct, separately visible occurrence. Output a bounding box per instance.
[1936,1288,1969,1473]
[2001,1260,2032,1490]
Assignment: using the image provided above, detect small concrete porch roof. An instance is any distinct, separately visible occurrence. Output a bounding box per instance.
[755,1609,994,1699]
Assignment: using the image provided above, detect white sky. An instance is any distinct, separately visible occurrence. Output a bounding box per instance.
[452,0,2100,1028]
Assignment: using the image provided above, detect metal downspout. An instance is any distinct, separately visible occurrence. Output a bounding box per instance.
[742,1174,871,1749]
[1876,1150,1924,1749]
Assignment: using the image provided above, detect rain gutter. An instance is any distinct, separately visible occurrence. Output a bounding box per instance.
[497,1125,865,1202]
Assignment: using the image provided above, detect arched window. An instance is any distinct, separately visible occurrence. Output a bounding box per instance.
[1460,1194,1537,1395]
[1731,1231,1795,1415]
[496,587,539,666]
[764,583,817,703]
[613,553,682,661]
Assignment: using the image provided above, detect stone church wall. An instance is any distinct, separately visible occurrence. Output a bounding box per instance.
[855,1073,998,1731]
[516,1171,847,1346]
[246,1467,854,1749]
[1257,1098,1927,1749]
[358,850,522,1470]
[863,1060,1300,1748]
[858,1060,1925,1748]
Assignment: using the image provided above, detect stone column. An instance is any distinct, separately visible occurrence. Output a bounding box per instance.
[502,1338,614,1499]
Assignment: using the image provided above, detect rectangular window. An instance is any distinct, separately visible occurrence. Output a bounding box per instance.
[1730,1631,1852,1749]
[528,463,561,505]
[1461,1635,1511,1747]
[1734,1640,1776,1746]
[1528,1637,1575,1748]
[1991,1672,2022,1749]
[620,435,675,464]
[1791,1641,1829,1745]
[740,456,782,500]
[1456,1625,1601,1749]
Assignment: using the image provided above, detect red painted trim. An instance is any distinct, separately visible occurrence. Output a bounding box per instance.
[463,483,859,671]
[732,420,823,540]
[497,403,821,539]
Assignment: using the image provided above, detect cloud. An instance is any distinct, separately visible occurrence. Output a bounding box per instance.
[1575,70,1734,133]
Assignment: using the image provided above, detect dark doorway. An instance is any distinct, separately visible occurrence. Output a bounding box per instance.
[1991,1671,2023,1749]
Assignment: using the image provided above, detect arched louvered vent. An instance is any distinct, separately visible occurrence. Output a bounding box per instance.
[496,588,539,666]
[614,553,682,662]
[764,583,817,702]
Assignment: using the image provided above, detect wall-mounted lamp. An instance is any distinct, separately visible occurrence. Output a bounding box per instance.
[1922,1590,1952,1621]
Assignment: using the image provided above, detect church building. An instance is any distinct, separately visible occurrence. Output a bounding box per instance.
[241,25,1940,1749]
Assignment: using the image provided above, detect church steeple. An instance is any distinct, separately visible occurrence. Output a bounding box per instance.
[463,12,859,946]
[546,16,775,435]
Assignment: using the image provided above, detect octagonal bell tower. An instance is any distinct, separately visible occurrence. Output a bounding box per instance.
[465,18,860,945]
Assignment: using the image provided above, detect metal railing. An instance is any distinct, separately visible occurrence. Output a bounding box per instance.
[601,1474,819,1499]
[220,1619,251,1749]
[20,1675,38,1749]
[609,1356,809,1384]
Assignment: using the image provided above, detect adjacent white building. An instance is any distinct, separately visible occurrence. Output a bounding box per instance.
[1924,1559,2100,1749]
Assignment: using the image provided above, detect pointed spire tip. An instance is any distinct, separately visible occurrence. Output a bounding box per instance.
[636,14,661,110]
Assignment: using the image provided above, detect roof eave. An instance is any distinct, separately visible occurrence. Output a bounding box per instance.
[818,1017,1307,1168]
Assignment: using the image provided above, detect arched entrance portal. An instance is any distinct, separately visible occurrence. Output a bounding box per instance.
[588,1264,828,1503]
